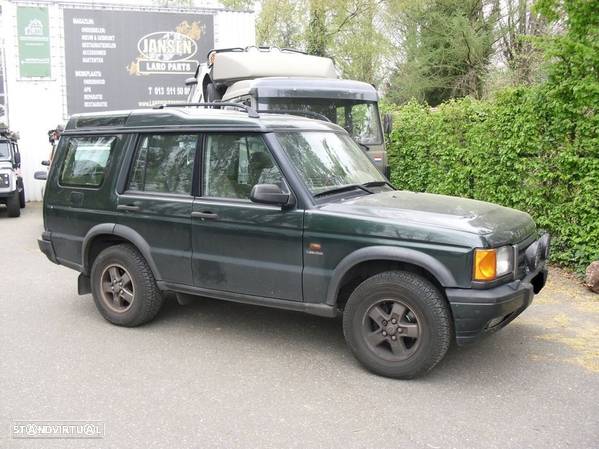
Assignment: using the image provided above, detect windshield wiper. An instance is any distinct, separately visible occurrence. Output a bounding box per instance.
[362,180,395,189]
[313,184,373,198]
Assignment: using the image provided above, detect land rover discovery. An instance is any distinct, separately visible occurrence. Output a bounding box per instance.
[37,105,549,378]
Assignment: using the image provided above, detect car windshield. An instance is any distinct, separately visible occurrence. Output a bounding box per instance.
[0,142,11,160]
[260,98,383,145]
[276,131,387,196]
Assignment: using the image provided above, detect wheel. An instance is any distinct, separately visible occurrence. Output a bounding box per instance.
[6,191,20,217]
[343,270,451,379]
[90,244,165,327]
[19,183,25,208]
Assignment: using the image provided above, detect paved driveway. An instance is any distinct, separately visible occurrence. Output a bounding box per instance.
[1,204,598,449]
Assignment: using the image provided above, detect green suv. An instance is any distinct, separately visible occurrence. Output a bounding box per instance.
[38,104,549,378]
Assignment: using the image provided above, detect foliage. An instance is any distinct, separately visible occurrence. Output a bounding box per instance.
[385,0,500,106]
[384,0,598,272]
[385,87,597,272]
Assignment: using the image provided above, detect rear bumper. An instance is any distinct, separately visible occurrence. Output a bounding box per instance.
[38,232,58,264]
[446,266,548,345]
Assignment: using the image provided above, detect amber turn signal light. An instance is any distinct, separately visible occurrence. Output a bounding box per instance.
[473,249,497,281]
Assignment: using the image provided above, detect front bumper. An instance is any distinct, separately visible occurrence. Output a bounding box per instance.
[38,232,58,264]
[446,265,548,345]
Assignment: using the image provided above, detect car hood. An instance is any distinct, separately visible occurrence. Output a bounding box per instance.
[318,190,536,246]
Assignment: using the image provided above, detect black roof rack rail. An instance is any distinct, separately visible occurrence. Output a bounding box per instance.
[153,102,260,118]
[256,109,331,122]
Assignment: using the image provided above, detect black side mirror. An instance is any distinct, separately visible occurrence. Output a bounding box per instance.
[383,113,393,135]
[185,77,198,86]
[34,171,48,180]
[41,160,51,166]
[13,152,21,167]
[250,184,293,207]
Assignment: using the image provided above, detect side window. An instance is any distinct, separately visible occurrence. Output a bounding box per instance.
[128,134,198,195]
[202,134,282,199]
[60,135,118,187]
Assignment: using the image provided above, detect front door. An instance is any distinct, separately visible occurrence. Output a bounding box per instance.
[191,133,303,301]
[117,133,199,286]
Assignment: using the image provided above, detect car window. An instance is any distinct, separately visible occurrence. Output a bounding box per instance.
[0,142,11,160]
[128,134,198,195]
[202,134,282,199]
[60,136,118,187]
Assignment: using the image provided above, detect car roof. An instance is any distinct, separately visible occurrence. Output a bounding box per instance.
[63,107,345,135]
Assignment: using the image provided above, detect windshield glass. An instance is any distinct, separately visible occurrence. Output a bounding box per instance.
[261,98,383,145]
[276,131,386,196]
[0,142,11,160]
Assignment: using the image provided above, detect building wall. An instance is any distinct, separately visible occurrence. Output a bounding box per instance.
[0,0,255,201]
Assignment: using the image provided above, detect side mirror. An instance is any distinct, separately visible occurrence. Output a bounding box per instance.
[185,77,198,86]
[250,184,293,207]
[383,113,393,135]
[41,160,51,166]
[34,171,48,180]
[13,152,21,166]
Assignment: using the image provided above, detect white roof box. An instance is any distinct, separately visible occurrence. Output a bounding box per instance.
[210,47,338,84]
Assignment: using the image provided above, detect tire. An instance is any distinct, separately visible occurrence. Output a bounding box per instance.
[343,270,451,379]
[19,184,26,208]
[6,191,21,217]
[90,244,165,327]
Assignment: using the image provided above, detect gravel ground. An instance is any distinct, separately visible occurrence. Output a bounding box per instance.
[1,203,598,449]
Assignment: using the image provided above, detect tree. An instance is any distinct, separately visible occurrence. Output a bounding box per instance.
[386,0,500,106]
[496,0,550,85]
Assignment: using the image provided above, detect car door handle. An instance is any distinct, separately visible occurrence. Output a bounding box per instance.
[191,211,219,220]
[117,204,141,212]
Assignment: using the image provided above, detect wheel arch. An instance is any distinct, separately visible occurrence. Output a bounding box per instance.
[81,224,162,281]
[326,246,457,308]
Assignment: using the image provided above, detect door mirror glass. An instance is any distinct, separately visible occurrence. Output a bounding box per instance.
[250,184,291,206]
[34,171,48,180]
[383,113,393,135]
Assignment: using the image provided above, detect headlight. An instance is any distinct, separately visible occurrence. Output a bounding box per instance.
[473,246,514,281]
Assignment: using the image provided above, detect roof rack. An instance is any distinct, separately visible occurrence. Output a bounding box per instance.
[206,46,307,60]
[153,102,259,118]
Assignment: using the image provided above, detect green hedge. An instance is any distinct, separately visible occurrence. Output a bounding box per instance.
[385,88,599,273]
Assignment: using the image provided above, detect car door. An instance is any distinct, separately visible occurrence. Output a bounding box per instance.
[45,134,128,267]
[191,133,303,301]
[117,133,199,286]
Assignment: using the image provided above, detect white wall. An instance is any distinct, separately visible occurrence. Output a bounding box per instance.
[0,0,255,201]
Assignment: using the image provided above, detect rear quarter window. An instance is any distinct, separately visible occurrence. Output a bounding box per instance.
[59,136,119,188]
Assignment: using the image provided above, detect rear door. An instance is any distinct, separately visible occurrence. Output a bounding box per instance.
[45,134,126,267]
[191,133,304,301]
[116,133,199,286]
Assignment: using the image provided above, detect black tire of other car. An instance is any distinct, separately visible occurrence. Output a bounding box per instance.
[6,191,21,217]
[19,181,25,208]
[91,244,165,327]
[343,271,451,379]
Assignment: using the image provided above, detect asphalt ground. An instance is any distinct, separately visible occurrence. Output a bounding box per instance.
[1,203,598,449]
